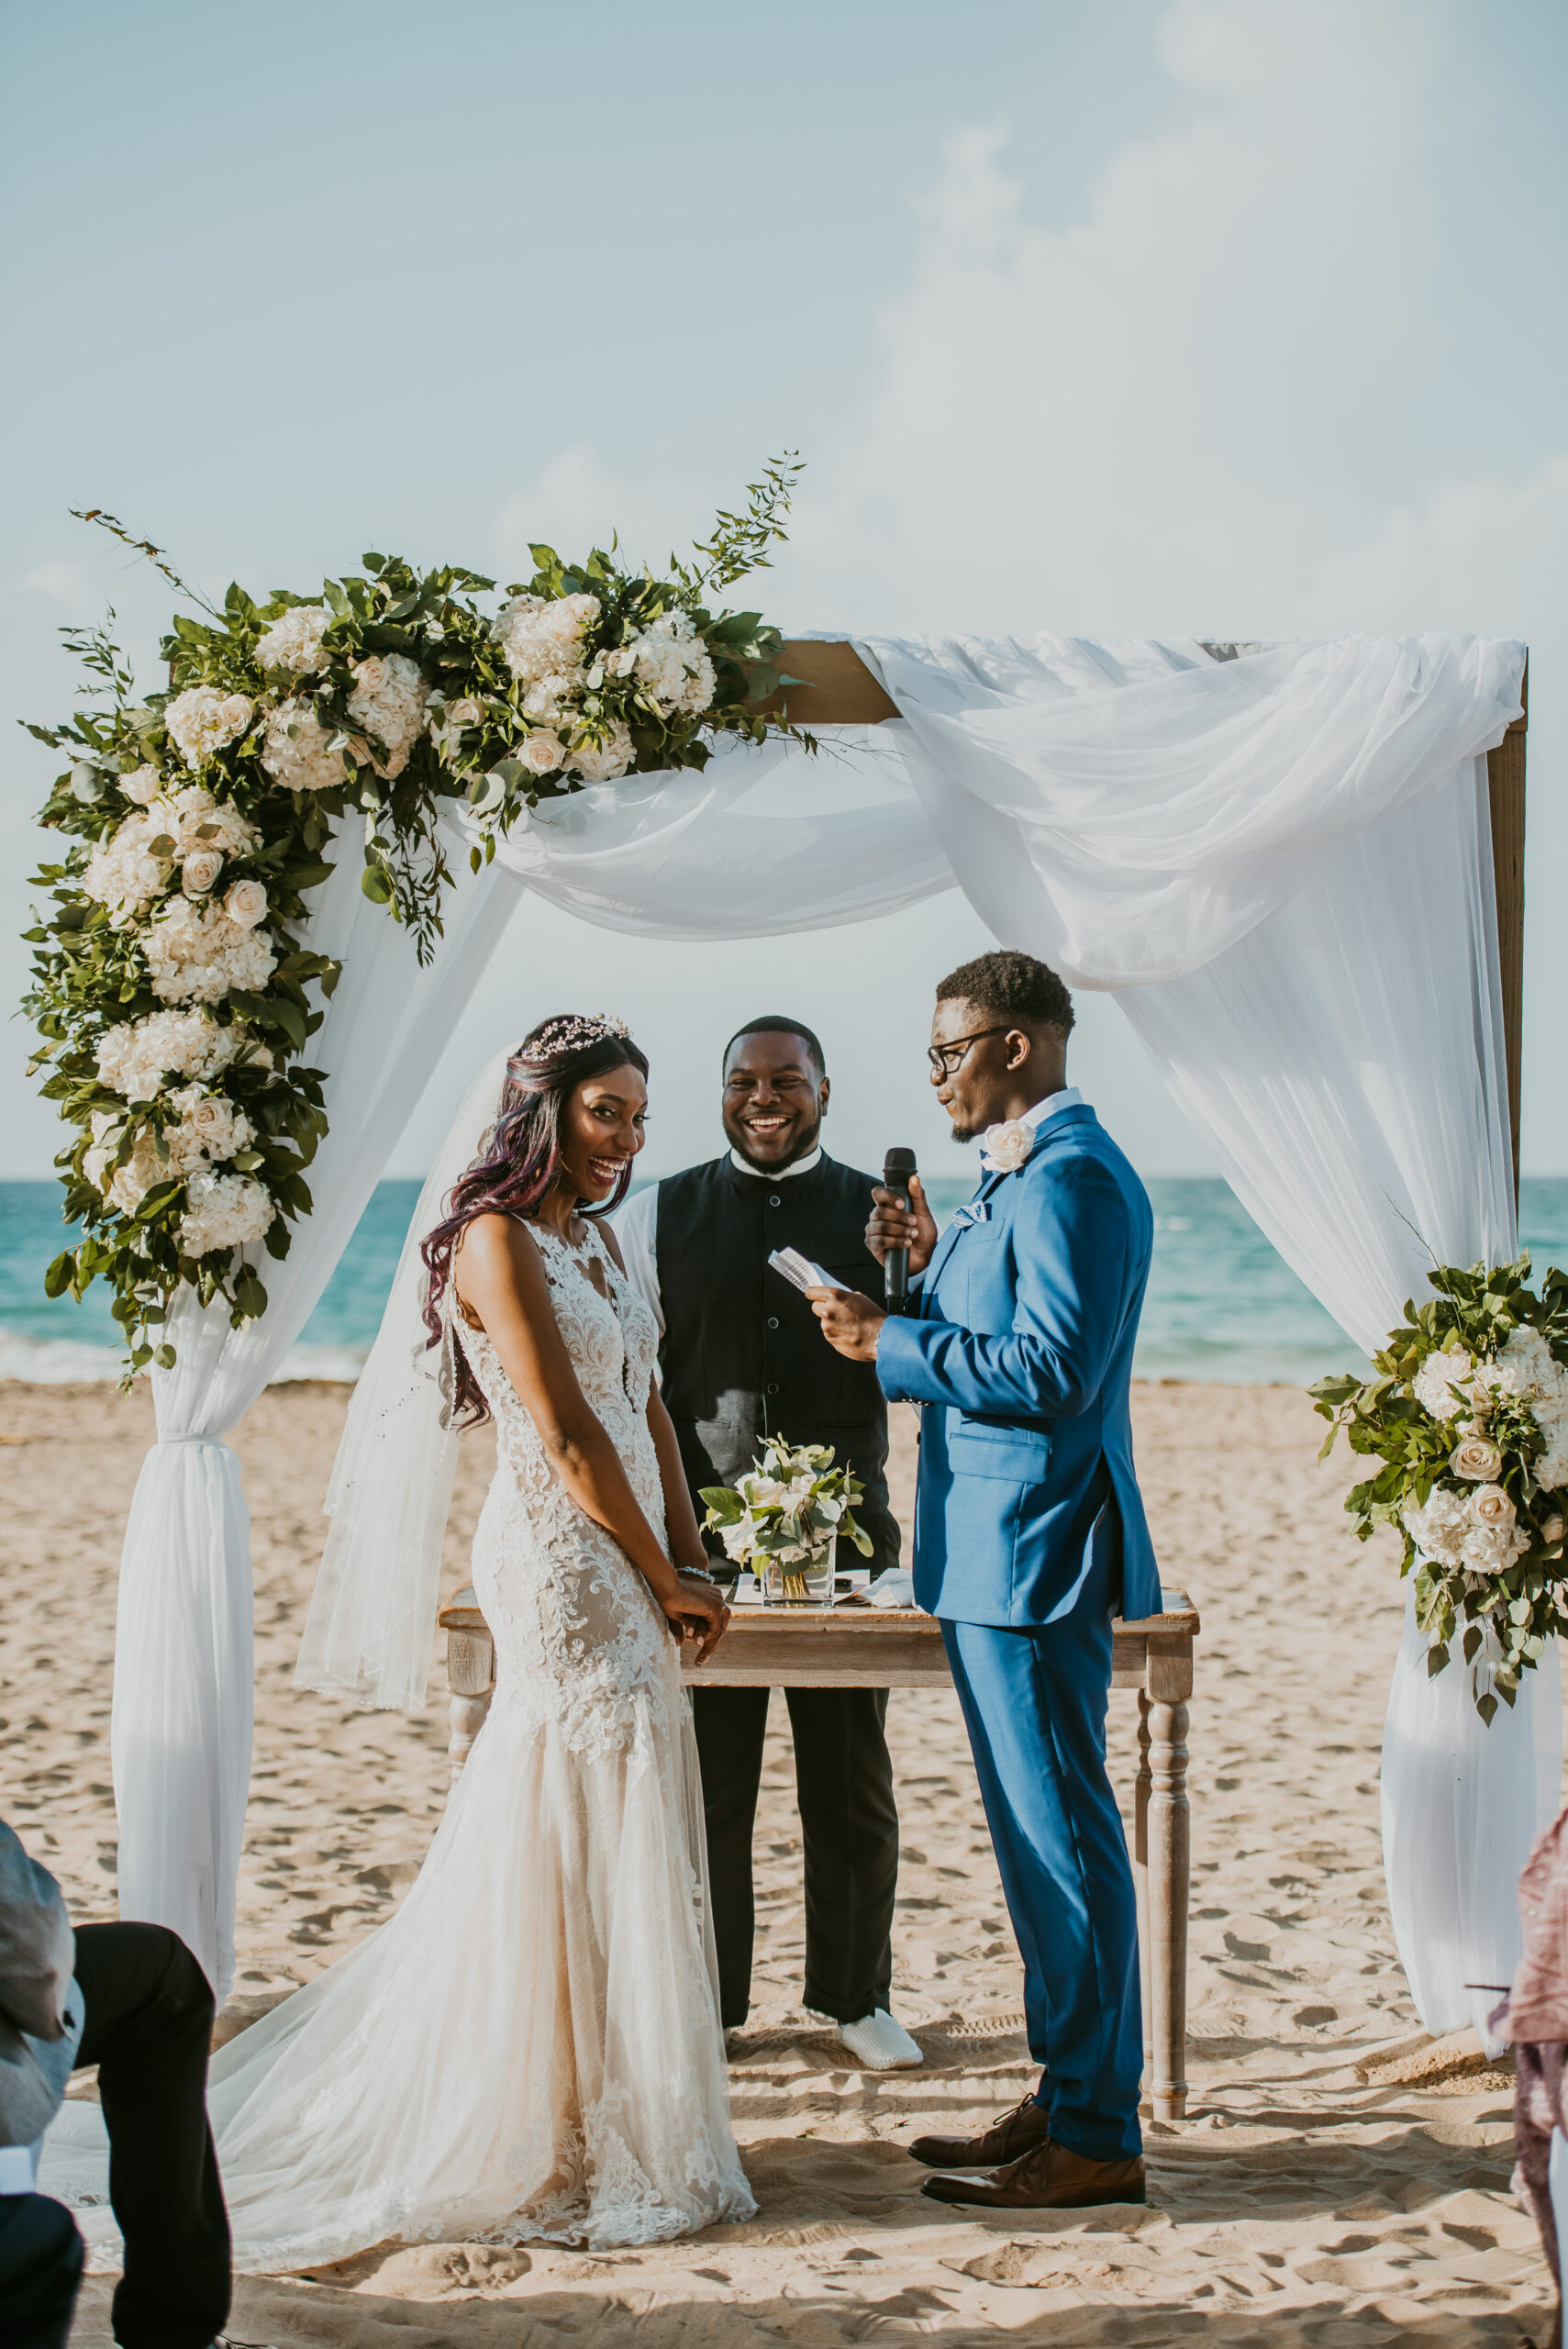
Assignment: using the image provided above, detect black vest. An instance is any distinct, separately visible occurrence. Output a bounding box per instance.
[654,1152,898,1575]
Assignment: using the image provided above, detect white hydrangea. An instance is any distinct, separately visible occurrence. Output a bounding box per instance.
[346,652,428,778]
[143,895,278,1005]
[1412,1345,1475,1421]
[255,605,331,675]
[261,699,350,793]
[567,718,635,782]
[81,808,176,923]
[160,782,260,860]
[83,1115,163,1215]
[177,1169,275,1258]
[1401,1482,1470,1564]
[521,674,578,725]
[164,687,255,769]
[495,592,600,685]
[427,696,485,765]
[617,610,716,716]
[95,1009,241,1100]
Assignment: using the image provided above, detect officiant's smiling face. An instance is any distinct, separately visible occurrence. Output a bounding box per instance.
[722,1027,829,1171]
[561,1067,648,1203]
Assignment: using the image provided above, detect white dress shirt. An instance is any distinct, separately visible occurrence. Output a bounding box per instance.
[977,1085,1084,1171]
[614,1145,823,1343]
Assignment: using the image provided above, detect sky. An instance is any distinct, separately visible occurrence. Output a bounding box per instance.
[3,0,1565,1183]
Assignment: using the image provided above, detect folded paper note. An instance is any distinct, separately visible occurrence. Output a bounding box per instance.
[768,1246,840,1296]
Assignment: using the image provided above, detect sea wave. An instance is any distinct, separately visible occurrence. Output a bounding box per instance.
[0,1336,367,1386]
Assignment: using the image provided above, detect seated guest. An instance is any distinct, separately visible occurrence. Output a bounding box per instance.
[0,1817,230,2349]
[617,1015,921,2069]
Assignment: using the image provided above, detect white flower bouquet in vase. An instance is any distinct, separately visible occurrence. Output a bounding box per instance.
[700,1438,873,1608]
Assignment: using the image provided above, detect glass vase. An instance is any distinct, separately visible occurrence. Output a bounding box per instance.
[762,1545,836,1608]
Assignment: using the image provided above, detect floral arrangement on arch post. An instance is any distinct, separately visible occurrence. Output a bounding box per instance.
[23,463,812,1376]
[701,1439,873,1602]
[1312,1255,1568,1722]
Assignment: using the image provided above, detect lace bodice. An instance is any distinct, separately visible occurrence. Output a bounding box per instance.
[452,1217,682,1762]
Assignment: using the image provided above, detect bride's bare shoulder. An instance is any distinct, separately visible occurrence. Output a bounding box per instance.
[452,1212,548,1300]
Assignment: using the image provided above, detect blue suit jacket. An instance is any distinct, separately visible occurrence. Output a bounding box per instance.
[875,1104,1160,1629]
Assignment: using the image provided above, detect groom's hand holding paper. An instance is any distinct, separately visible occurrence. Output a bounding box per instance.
[772,1242,885,1360]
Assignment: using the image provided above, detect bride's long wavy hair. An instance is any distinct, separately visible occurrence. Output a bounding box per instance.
[419,1017,650,1426]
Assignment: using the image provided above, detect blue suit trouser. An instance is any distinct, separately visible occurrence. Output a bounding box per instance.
[940,1566,1142,2163]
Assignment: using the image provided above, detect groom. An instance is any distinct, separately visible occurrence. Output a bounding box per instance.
[809,949,1157,2209]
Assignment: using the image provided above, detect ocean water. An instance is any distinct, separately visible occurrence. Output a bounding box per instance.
[6,1174,1566,1389]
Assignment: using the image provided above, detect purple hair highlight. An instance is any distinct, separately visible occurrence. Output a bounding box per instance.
[419,1019,649,1427]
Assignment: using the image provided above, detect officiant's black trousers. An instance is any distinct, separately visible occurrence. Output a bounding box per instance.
[72,1922,231,2349]
[692,1686,899,2027]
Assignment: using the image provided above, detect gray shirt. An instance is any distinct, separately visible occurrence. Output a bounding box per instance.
[0,1819,83,2158]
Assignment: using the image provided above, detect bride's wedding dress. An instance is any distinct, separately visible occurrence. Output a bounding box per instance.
[48,1216,755,2268]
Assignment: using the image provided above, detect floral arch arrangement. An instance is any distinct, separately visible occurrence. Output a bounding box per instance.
[23,462,810,1373]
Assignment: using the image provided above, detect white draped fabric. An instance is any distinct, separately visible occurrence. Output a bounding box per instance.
[108,629,1538,2033]
[113,829,523,1998]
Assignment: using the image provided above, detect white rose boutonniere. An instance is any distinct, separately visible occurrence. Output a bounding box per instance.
[981,1119,1036,1174]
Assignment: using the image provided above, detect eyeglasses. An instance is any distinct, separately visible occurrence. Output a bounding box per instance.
[926,1025,1012,1078]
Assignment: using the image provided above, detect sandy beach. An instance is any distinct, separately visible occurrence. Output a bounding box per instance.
[0,1375,1551,2345]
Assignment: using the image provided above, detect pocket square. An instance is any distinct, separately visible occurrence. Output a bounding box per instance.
[951,1201,992,1229]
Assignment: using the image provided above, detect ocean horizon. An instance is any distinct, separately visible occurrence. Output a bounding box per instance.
[6,1174,1566,1391]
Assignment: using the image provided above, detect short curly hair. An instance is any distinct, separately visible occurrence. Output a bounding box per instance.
[935,949,1075,1034]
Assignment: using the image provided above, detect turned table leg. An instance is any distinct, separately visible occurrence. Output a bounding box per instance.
[446,1624,495,1784]
[1135,1691,1153,2063]
[1145,1658,1191,2121]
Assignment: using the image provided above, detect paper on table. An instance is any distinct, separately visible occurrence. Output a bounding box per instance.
[768,1246,840,1295]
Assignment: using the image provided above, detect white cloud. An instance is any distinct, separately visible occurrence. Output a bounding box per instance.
[19,559,92,608]
[491,446,711,583]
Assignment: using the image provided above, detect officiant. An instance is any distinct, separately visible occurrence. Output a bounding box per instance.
[616,1016,921,2071]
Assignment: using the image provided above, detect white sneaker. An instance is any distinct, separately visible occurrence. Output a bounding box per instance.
[836,2009,924,2069]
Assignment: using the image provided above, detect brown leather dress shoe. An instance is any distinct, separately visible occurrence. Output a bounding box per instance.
[906,2094,1052,2169]
[921,2134,1146,2210]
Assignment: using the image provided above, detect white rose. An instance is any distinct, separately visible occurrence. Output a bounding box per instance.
[181,848,224,896]
[1468,1483,1516,1532]
[520,733,565,776]
[1542,1514,1565,1545]
[120,765,163,806]
[448,698,483,728]
[1450,1435,1503,1482]
[224,879,269,929]
[164,686,254,769]
[981,1118,1036,1174]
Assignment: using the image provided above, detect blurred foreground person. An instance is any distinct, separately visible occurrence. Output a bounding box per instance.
[1493,1805,1568,2349]
[1,1816,229,2349]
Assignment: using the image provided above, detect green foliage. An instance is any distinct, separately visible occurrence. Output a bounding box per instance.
[1310,1253,1568,1721]
[23,472,810,1376]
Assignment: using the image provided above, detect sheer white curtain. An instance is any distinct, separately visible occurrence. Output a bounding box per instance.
[112,826,523,1998]
[491,629,1539,2033]
[117,629,1534,2024]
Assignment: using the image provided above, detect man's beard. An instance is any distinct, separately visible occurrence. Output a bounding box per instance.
[949,1122,981,1147]
[729,1118,821,1172]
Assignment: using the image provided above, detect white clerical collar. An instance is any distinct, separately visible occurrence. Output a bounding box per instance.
[729,1144,823,1178]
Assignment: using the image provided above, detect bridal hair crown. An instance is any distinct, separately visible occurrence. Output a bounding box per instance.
[523,1014,632,1062]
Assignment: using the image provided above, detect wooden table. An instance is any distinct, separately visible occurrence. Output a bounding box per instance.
[437,1586,1198,2121]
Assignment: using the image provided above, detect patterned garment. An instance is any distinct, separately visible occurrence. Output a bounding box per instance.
[196,1217,753,2266]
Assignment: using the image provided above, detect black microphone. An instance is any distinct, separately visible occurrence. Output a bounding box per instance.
[883,1147,917,1314]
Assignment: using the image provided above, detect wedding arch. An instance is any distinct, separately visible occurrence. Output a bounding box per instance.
[22,510,1540,2043]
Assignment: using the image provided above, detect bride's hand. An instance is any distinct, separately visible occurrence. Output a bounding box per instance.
[658,1574,730,1666]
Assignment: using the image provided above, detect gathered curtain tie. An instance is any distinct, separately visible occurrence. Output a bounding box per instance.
[156,1431,228,1449]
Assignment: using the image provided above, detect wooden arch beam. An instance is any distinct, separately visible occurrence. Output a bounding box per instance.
[773,640,1529,1196]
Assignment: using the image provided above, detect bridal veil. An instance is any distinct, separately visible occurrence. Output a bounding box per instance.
[294,1045,515,1710]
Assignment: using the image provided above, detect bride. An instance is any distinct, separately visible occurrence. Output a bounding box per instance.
[56,1015,756,2267]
